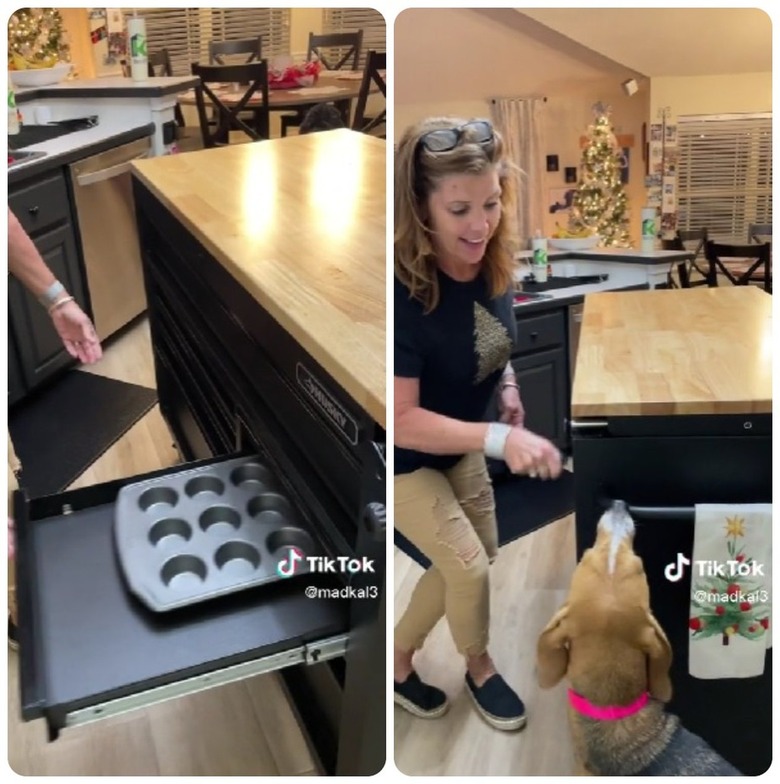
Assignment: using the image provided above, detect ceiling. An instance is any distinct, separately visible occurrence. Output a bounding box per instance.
[517,9,772,78]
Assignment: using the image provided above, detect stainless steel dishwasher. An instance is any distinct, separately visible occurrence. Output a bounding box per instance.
[69,137,152,340]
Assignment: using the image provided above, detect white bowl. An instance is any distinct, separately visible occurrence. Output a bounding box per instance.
[548,235,601,251]
[10,62,71,88]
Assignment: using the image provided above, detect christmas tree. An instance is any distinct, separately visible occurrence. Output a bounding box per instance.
[689,516,770,646]
[570,102,631,247]
[8,8,70,69]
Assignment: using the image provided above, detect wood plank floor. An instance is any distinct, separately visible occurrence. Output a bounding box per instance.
[393,513,578,775]
[8,318,321,776]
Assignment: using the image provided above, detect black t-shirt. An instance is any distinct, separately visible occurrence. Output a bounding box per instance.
[395,269,517,475]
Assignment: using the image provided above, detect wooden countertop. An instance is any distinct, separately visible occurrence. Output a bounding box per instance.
[131,130,385,426]
[571,287,772,417]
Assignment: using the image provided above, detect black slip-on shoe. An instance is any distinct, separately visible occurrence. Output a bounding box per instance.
[8,615,18,652]
[465,671,527,731]
[394,671,449,719]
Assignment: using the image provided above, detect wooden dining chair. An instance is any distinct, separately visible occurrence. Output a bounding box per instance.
[146,49,186,128]
[748,223,772,244]
[352,50,386,138]
[208,37,263,65]
[704,240,772,293]
[307,30,363,71]
[661,228,710,288]
[280,30,364,138]
[191,62,270,148]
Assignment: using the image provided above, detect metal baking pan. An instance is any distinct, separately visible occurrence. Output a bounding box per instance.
[114,455,320,612]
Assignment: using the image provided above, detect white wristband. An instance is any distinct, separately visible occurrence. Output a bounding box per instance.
[38,280,66,309]
[483,422,512,460]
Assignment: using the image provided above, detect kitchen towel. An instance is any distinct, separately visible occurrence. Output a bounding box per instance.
[688,504,772,679]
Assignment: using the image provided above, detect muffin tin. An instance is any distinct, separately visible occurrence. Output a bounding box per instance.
[114,456,318,612]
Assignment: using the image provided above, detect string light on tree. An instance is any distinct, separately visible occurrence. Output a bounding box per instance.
[8,8,70,69]
[570,102,631,248]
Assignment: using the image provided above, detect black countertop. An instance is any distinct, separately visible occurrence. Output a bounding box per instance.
[8,123,155,186]
[14,76,199,104]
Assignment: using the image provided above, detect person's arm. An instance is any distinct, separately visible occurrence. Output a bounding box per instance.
[395,376,489,455]
[8,208,102,364]
[395,375,562,479]
[7,208,59,298]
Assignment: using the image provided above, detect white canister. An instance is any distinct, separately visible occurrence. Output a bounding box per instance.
[127,16,148,82]
[531,235,548,281]
[641,207,657,252]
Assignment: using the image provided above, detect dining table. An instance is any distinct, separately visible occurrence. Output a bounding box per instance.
[177,69,383,113]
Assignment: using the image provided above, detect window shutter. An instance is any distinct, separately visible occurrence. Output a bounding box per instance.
[322,8,386,68]
[119,8,290,76]
[676,113,772,243]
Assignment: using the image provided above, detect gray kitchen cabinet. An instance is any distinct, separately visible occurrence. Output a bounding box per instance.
[511,308,569,450]
[8,329,25,406]
[8,169,89,398]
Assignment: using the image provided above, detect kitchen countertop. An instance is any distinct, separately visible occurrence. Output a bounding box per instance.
[14,76,199,103]
[516,247,693,264]
[571,287,772,417]
[131,129,386,427]
[9,122,155,184]
[512,259,652,313]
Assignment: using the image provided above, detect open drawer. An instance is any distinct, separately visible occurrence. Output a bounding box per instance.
[13,452,351,741]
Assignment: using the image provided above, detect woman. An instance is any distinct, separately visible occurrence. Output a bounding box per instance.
[8,207,102,648]
[393,118,562,731]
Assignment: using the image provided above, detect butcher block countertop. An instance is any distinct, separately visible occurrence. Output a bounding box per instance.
[131,130,386,426]
[571,287,772,417]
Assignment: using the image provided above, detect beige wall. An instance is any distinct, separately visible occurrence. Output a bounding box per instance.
[651,73,772,120]
[395,8,650,244]
[395,8,772,247]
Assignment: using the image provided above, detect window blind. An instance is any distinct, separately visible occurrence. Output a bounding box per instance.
[120,8,290,76]
[323,8,386,68]
[676,113,772,244]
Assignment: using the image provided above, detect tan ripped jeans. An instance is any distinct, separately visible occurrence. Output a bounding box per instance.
[395,451,498,657]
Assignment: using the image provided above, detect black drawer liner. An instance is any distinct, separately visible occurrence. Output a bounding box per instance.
[15,456,349,724]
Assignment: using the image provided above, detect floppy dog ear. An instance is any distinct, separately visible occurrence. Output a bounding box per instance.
[536,605,570,688]
[639,610,673,702]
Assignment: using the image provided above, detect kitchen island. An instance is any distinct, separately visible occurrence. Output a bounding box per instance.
[13,130,386,776]
[570,287,771,774]
[130,129,386,775]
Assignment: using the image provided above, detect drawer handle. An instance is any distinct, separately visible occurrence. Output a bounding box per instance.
[530,331,539,339]
[27,205,39,216]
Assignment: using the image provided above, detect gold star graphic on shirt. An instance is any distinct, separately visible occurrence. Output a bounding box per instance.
[474,303,512,385]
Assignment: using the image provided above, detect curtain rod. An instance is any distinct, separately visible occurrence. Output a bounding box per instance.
[490,96,547,104]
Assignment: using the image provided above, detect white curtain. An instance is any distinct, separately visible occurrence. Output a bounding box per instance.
[490,98,546,247]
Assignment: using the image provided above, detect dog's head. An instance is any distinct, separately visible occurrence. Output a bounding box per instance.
[536,501,673,704]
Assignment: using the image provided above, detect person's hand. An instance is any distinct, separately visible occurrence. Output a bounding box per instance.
[503,427,563,480]
[8,517,15,560]
[498,385,525,427]
[50,300,102,365]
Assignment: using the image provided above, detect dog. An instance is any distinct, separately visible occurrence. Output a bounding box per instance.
[536,501,741,775]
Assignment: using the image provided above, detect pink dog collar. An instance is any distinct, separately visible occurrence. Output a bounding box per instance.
[568,688,649,721]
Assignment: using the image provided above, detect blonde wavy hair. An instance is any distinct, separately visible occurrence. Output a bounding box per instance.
[395,117,518,313]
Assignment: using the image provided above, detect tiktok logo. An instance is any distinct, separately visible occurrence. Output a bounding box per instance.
[277,546,304,578]
[664,552,691,582]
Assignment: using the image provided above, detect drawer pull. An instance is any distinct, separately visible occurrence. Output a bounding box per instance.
[530,331,539,339]
[27,205,39,216]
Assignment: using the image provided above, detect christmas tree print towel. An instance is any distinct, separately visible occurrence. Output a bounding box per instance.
[689,504,771,679]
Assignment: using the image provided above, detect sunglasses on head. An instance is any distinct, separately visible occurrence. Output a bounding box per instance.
[416,119,494,153]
